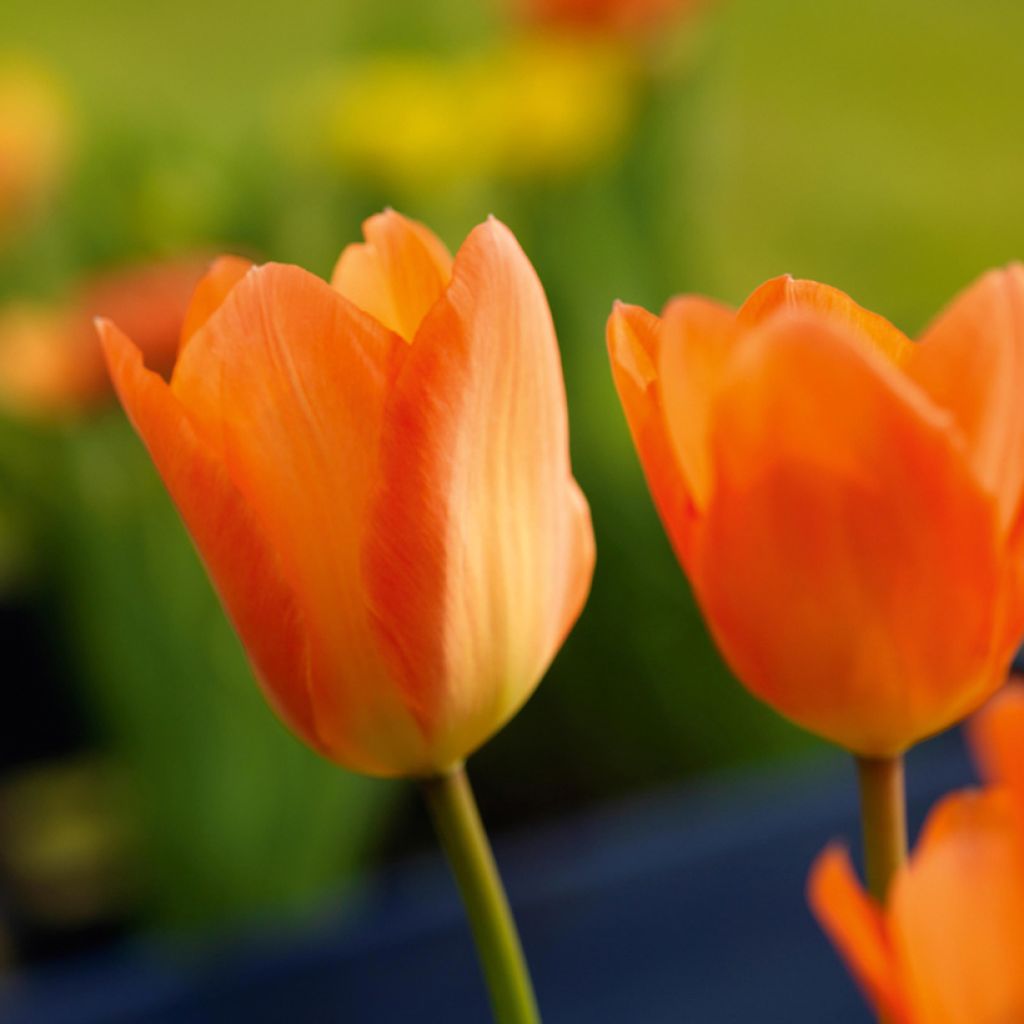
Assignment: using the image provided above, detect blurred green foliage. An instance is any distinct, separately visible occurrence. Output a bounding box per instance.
[2,0,1023,941]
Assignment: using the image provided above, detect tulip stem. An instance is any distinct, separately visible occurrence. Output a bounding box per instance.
[855,754,908,903]
[421,765,540,1024]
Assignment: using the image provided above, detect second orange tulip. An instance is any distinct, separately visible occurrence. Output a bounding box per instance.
[608,271,1024,756]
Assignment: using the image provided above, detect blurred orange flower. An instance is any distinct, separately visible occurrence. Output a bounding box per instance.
[518,0,702,34]
[0,259,209,420]
[608,270,1024,756]
[810,683,1024,1022]
[100,211,595,778]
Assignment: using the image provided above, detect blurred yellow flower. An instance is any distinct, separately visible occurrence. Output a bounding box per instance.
[310,36,633,193]
[0,59,72,241]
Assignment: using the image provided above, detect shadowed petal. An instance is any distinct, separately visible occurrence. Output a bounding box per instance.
[694,312,1003,755]
[607,301,697,567]
[180,254,253,350]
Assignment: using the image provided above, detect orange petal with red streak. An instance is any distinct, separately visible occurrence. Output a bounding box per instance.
[365,217,595,770]
[170,264,426,777]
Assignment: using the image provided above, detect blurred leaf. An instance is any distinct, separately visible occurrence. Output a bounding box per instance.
[48,415,397,931]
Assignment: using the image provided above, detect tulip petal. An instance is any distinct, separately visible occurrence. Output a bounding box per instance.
[366,217,595,769]
[98,318,321,752]
[170,264,427,776]
[738,275,912,365]
[807,845,905,1021]
[606,301,697,567]
[890,790,1024,1024]
[657,295,739,512]
[905,265,1024,531]
[969,682,1024,817]
[180,254,253,350]
[331,209,453,342]
[694,312,1003,755]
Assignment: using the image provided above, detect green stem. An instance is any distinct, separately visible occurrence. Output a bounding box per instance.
[855,754,908,903]
[855,754,907,1024]
[421,765,540,1024]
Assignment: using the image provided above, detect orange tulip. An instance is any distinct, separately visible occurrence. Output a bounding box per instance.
[809,790,1024,1024]
[100,212,595,778]
[0,258,209,419]
[810,682,1024,1022]
[608,270,1024,756]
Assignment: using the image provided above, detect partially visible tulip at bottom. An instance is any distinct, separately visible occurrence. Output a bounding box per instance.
[810,683,1024,1023]
[99,210,594,1023]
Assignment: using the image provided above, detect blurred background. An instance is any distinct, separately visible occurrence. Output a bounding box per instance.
[0,0,1021,1019]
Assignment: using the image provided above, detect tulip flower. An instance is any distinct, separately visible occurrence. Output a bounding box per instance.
[609,269,1024,758]
[101,211,593,1023]
[810,683,1024,1023]
[609,268,1024,899]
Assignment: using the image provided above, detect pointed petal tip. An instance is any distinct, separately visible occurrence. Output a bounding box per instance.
[469,214,517,251]
[607,301,628,343]
[807,843,859,905]
[362,207,404,234]
[95,317,140,369]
